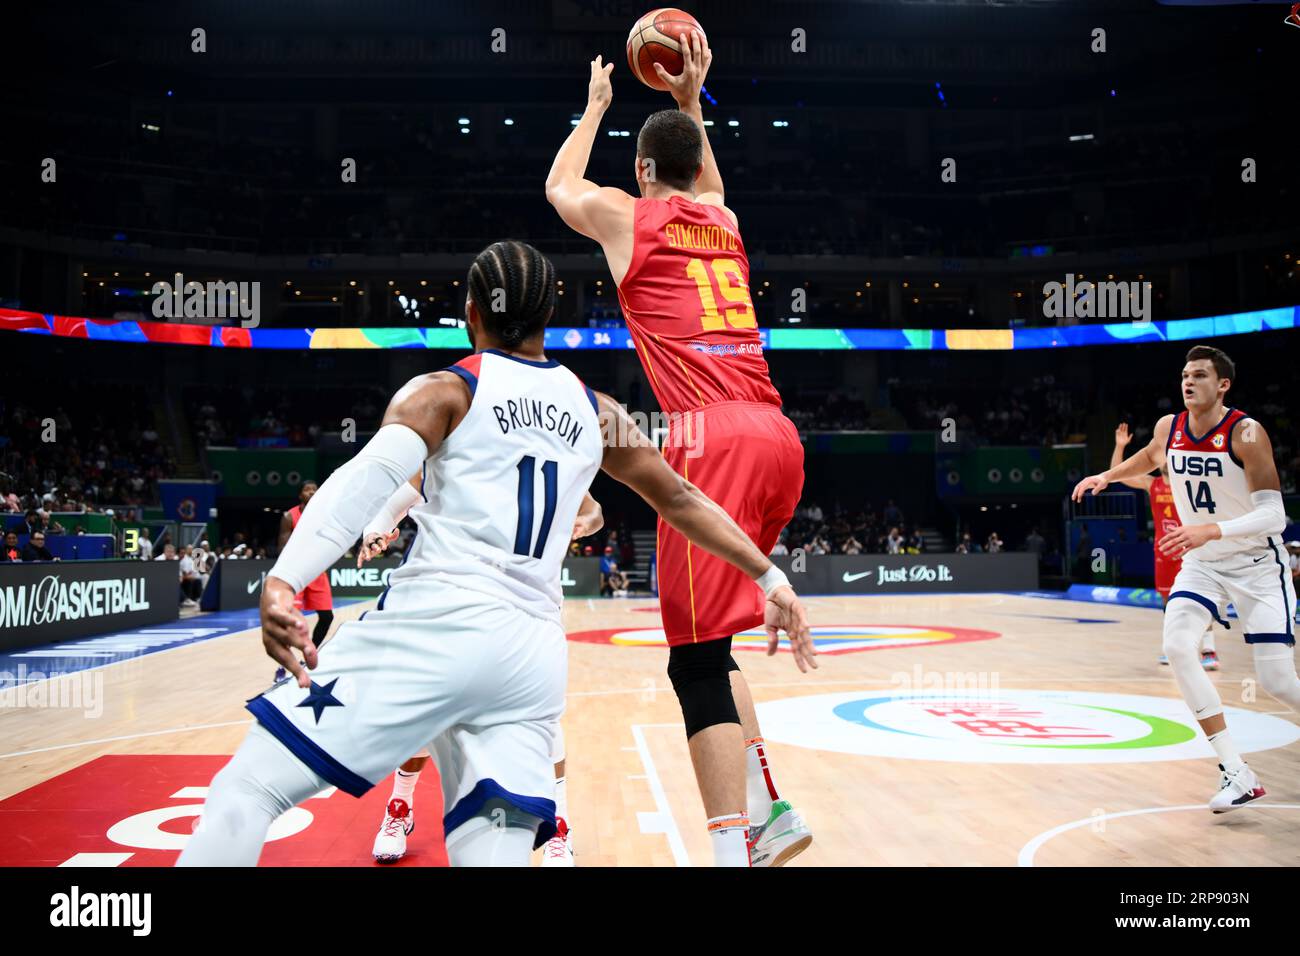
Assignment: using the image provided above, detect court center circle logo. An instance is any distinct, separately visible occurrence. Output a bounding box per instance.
[754,690,1300,763]
[566,623,1000,655]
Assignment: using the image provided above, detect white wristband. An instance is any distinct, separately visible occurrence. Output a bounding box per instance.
[756,565,790,598]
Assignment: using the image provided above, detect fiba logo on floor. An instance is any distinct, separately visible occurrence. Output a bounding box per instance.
[755,690,1300,764]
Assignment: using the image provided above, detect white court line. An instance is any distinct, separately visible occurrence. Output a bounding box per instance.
[1017,803,1300,867]
[59,853,134,867]
[0,719,253,760]
[630,723,690,867]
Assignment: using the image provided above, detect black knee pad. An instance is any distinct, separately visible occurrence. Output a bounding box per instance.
[312,610,334,647]
[668,638,739,738]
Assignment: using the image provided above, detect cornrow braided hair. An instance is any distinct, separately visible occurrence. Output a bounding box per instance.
[467,240,557,347]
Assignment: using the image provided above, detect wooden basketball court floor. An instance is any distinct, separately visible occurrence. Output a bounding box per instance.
[3,592,1299,866]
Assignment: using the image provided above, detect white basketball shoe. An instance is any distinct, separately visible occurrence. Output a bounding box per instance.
[747,800,813,867]
[540,818,574,867]
[372,798,414,862]
[1209,764,1266,813]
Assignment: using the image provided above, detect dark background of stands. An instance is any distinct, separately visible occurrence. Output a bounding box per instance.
[0,0,1295,328]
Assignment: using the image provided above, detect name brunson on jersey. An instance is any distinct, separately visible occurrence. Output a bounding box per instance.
[492,397,586,447]
[1170,456,1225,477]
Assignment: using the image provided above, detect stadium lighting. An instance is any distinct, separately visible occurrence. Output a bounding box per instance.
[503,118,514,125]
[727,119,740,127]
[458,117,470,125]
[771,120,788,127]
[1068,133,1095,142]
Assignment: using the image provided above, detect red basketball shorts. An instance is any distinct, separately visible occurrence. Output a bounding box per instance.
[295,573,333,612]
[657,401,804,646]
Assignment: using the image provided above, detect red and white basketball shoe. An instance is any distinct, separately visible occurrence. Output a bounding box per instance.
[540,817,574,867]
[372,798,415,863]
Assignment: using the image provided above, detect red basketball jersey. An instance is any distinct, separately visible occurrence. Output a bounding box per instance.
[616,195,782,414]
[1149,475,1182,554]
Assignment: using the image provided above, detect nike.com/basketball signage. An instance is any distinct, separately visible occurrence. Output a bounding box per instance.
[0,560,179,651]
[767,554,1038,594]
[212,556,606,609]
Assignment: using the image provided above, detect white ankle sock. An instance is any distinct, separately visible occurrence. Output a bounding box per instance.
[392,768,419,805]
[554,775,568,825]
[1207,729,1245,772]
[745,737,779,823]
[708,813,750,867]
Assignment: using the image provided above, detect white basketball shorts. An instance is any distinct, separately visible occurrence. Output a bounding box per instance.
[1168,540,1296,646]
[246,578,567,844]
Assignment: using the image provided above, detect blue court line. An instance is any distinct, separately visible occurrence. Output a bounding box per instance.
[0,600,370,690]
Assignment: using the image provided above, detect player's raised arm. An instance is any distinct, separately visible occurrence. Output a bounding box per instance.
[1073,414,1174,502]
[1109,422,1154,493]
[262,373,467,686]
[655,30,726,205]
[1158,418,1286,558]
[544,56,636,243]
[593,392,815,671]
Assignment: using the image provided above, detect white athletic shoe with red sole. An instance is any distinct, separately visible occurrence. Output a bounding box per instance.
[372,798,414,863]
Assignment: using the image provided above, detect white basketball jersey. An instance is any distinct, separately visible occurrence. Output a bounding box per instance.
[386,349,603,622]
[1165,407,1262,561]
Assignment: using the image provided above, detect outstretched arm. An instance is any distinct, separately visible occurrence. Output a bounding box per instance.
[262,373,468,686]
[595,392,815,670]
[1074,415,1173,502]
[544,56,635,244]
[1109,422,1154,494]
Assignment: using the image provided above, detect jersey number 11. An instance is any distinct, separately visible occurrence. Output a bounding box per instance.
[514,455,558,558]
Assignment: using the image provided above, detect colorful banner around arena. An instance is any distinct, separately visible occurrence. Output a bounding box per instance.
[2,305,1294,351]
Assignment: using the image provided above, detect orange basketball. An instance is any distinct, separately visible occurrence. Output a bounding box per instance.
[626,8,706,91]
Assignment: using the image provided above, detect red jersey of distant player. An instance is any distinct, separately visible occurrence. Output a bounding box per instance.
[287,503,333,611]
[617,195,804,645]
[1150,475,1183,599]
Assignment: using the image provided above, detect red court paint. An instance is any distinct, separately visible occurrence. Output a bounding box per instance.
[0,755,448,867]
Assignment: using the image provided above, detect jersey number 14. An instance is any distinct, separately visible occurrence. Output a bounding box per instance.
[1185,480,1217,514]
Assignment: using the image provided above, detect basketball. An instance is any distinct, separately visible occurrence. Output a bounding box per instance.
[626,8,706,91]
